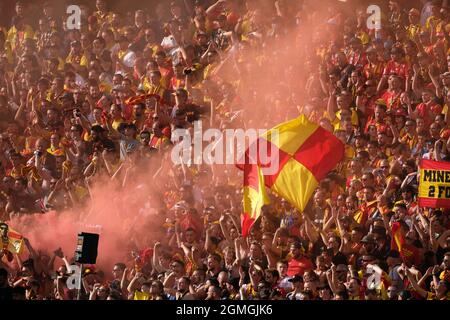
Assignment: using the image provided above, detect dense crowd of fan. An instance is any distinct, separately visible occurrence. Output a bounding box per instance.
[0,0,449,300]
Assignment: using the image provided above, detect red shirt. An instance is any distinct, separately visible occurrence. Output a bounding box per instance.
[383,60,409,78]
[381,90,402,111]
[363,61,384,80]
[416,102,442,127]
[347,51,367,69]
[401,244,421,267]
[287,256,314,277]
[364,118,389,135]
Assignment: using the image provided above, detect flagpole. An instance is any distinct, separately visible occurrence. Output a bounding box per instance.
[77,263,83,300]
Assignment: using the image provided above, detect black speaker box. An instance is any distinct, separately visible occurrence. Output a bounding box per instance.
[74,232,99,264]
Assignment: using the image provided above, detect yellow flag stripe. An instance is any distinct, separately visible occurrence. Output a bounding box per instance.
[271,159,318,212]
[261,115,318,155]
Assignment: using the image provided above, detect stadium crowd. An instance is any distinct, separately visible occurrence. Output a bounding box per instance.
[0,0,450,300]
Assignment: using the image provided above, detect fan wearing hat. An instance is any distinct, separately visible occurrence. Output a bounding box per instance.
[286,274,304,300]
[392,106,408,134]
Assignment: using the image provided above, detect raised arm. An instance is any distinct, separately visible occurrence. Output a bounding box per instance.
[327,92,337,122]
[405,266,428,299]
[304,214,319,244]
[219,212,232,243]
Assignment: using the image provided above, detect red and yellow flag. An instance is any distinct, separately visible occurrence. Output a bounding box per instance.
[238,115,344,236]
[391,221,404,253]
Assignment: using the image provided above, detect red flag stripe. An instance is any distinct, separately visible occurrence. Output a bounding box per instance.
[419,159,450,171]
[418,197,450,208]
[241,138,291,188]
[241,214,255,238]
[292,127,345,182]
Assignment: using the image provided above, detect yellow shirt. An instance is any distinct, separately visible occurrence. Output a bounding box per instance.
[7,25,34,51]
[142,78,166,97]
[112,118,125,131]
[94,11,113,25]
[356,30,370,45]
[66,54,88,67]
[330,109,359,131]
[134,291,150,300]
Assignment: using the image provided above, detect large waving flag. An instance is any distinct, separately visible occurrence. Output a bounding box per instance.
[238,115,344,236]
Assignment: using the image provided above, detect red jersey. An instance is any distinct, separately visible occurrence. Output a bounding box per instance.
[383,60,409,78]
[381,90,402,110]
[416,102,442,127]
[287,256,314,277]
[347,51,368,69]
[363,61,385,81]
